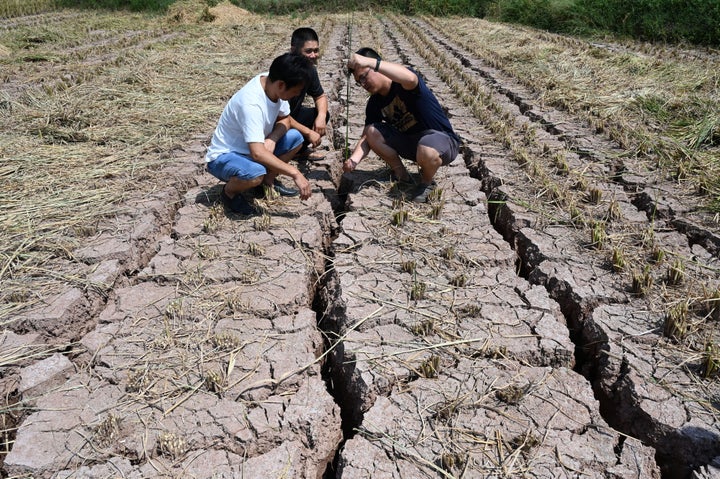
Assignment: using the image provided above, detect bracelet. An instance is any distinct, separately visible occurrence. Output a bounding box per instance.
[374,58,381,72]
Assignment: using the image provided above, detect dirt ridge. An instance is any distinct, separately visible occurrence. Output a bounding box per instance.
[1,11,719,479]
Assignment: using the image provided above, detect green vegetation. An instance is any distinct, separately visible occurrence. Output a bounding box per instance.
[4,0,718,46]
[576,0,720,45]
[234,0,720,46]
[233,0,485,16]
[55,0,179,11]
[485,0,720,46]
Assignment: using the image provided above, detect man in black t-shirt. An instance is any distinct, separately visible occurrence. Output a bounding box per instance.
[343,47,460,203]
[288,27,329,160]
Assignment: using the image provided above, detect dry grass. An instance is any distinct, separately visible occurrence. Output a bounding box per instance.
[427,15,720,213]
[0,0,56,18]
[0,4,295,315]
[389,14,720,370]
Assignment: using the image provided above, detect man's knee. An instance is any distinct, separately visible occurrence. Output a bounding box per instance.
[365,124,385,148]
[416,145,442,165]
[280,128,304,153]
[288,128,303,146]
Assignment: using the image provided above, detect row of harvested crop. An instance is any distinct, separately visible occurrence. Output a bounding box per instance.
[0,0,55,20]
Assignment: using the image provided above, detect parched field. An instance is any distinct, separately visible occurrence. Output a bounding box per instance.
[1,4,719,478]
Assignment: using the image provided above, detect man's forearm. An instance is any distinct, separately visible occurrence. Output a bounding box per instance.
[267,118,290,143]
[315,95,328,119]
[288,116,312,138]
[350,134,371,162]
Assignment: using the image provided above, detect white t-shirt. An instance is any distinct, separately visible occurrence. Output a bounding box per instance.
[205,73,290,162]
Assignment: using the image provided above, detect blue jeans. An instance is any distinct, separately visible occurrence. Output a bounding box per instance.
[207,129,303,182]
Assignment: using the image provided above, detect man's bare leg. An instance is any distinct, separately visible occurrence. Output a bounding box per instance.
[365,126,412,182]
[415,144,442,185]
[262,144,303,185]
[224,176,263,198]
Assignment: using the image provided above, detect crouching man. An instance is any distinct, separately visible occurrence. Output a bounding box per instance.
[206,53,315,215]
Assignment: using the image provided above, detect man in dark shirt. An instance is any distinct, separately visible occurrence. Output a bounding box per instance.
[288,27,329,160]
[343,47,460,202]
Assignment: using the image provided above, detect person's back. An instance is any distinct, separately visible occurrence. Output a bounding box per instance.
[206,75,282,161]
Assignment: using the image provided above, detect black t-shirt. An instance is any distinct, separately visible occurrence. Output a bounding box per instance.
[289,67,323,116]
[365,69,459,143]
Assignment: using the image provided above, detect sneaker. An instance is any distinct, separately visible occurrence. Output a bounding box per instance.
[272,179,299,197]
[221,187,256,215]
[411,181,437,203]
[253,179,299,198]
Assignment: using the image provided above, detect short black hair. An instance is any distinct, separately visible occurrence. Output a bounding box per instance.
[268,53,313,89]
[291,27,319,52]
[350,47,381,74]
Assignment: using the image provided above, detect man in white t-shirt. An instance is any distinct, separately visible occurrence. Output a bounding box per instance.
[206,53,314,214]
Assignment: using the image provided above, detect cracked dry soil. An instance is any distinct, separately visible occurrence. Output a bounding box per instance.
[1,9,719,479]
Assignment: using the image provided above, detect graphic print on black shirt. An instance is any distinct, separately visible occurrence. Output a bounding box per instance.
[382,95,418,133]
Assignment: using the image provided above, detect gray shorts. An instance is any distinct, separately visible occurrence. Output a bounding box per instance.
[372,123,459,165]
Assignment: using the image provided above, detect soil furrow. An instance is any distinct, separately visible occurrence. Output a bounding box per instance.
[410,17,720,262]
[1,9,718,479]
[382,13,719,478]
[320,14,659,478]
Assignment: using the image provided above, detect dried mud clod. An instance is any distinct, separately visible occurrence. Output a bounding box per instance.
[495,384,525,405]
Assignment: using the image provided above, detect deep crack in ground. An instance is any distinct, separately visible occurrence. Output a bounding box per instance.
[1,9,719,479]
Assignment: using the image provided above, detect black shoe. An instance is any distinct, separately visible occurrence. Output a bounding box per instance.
[221,187,255,215]
[390,173,415,187]
[253,180,299,198]
[272,179,299,197]
[411,181,437,203]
